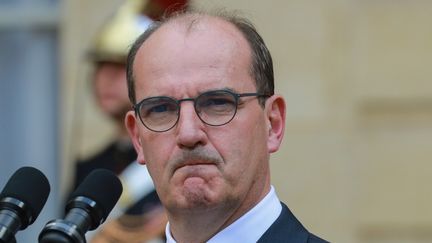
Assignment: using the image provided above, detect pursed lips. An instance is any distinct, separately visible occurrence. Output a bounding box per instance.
[174,160,218,171]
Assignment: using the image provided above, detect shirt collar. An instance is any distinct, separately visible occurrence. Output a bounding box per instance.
[165,185,282,243]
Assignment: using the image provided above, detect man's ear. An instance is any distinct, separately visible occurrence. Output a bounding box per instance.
[265,95,286,153]
[125,110,146,164]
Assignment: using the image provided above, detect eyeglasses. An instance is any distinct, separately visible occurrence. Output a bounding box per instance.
[134,89,270,132]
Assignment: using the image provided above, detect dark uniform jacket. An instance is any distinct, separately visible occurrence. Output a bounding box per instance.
[258,202,329,243]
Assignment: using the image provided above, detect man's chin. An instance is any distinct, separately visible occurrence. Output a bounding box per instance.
[182,180,213,205]
[169,184,219,210]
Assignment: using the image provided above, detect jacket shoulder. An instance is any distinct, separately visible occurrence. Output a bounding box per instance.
[258,202,329,243]
[308,233,329,243]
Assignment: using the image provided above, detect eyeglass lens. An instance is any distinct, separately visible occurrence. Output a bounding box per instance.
[137,90,238,132]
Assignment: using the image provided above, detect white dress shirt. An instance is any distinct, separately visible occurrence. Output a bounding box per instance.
[166,186,282,243]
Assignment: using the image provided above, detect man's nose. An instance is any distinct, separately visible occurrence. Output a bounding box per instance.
[175,102,207,149]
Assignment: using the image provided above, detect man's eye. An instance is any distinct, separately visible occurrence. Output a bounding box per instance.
[199,96,235,114]
[149,104,170,113]
[142,100,176,117]
[203,98,232,106]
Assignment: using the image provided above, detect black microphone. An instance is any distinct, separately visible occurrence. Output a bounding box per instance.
[39,169,123,243]
[0,166,51,243]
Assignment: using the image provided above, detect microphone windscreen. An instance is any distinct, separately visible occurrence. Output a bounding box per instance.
[70,169,123,220]
[0,166,50,221]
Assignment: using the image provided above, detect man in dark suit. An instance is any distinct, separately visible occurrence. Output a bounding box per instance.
[124,9,328,243]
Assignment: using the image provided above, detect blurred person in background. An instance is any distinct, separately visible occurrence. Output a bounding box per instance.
[73,0,188,242]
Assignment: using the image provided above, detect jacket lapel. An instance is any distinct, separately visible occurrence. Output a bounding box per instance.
[257,202,309,243]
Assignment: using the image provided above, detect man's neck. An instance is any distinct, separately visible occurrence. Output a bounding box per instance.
[169,207,235,243]
[168,184,271,243]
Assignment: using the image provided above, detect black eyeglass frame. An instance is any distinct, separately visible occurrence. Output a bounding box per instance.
[133,90,270,132]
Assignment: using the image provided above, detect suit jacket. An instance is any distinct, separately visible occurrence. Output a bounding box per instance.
[257,202,329,243]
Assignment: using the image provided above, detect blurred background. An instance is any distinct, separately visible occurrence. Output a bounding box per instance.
[1,0,432,242]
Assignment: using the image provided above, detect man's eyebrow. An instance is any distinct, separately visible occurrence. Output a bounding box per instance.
[140,87,239,101]
[198,87,237,95]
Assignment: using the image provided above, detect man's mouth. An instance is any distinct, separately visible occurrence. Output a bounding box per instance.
[175,160,217,171]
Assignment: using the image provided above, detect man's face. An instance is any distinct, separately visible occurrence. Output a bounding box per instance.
[126,18,283,216]
[94,62,130,120]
